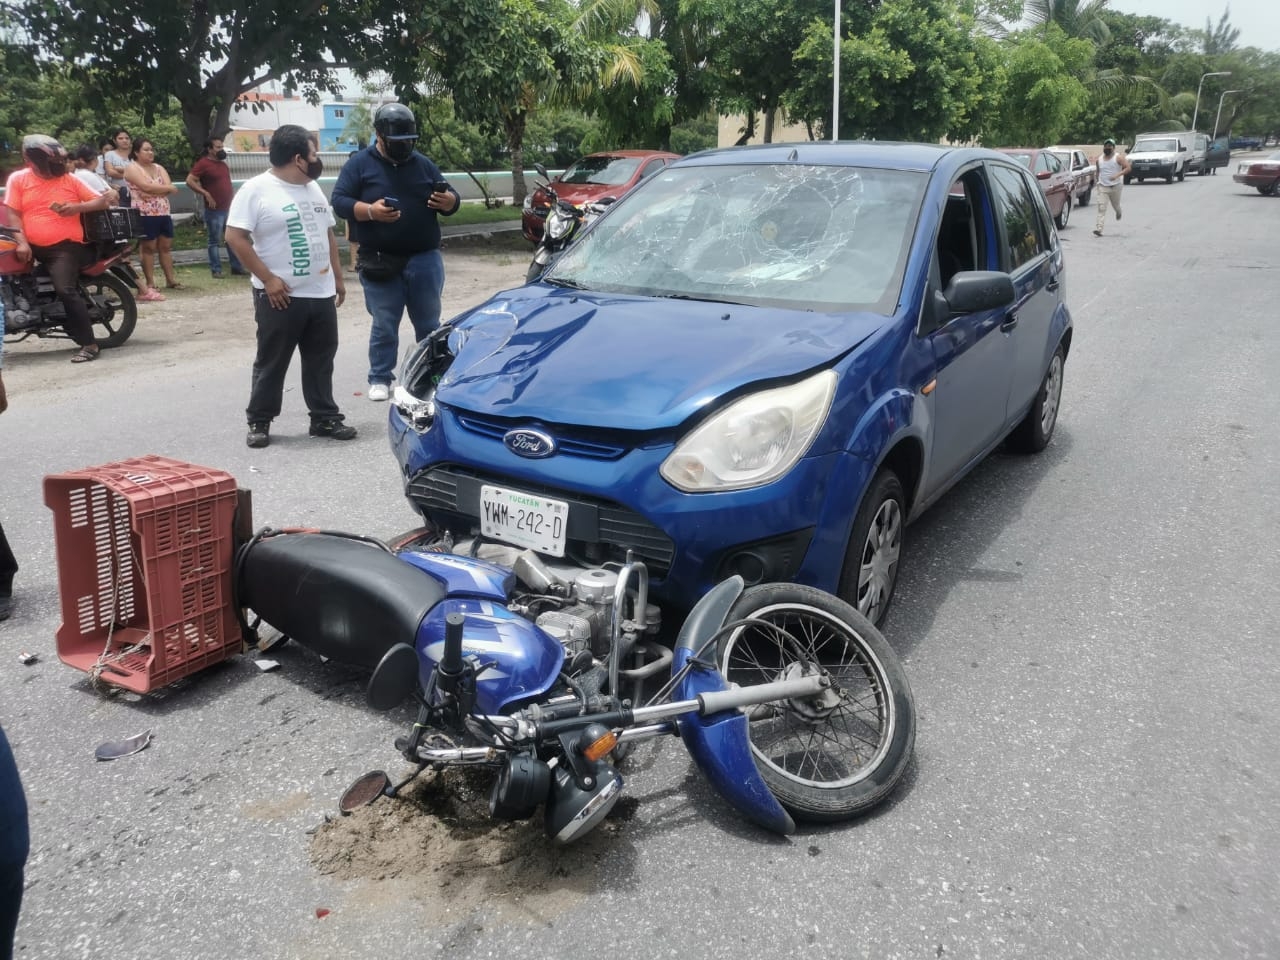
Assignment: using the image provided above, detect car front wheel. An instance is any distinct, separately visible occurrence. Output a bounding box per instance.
[1055,195,1071,229]
[838,469,905,628]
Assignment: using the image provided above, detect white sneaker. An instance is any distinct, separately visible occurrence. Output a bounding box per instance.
[368,383,390,401]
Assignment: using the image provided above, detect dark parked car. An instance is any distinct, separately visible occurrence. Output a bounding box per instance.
[1232,151,1280,195]
[1229,135,1263,151]
[521,150,680,243]
[389,142,1073,627]
[994,148,1074,229]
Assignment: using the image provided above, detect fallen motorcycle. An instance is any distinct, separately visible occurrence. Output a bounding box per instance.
[236,527,915,843]
[0,203,139,349]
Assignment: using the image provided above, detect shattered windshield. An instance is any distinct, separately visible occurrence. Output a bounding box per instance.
[544,163,926,314]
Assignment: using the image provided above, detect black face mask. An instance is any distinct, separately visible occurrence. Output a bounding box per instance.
[384,139,416,164]
[214,149,227,161]
[1103,147,1114,156]
[305,157,324,181]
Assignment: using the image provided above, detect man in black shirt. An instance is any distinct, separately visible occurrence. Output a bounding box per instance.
[330,103,460,402]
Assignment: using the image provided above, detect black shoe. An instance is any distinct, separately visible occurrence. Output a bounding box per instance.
[309,419,357,440]
[230,268,250,276]
[211,272,226,279]
[246,422,271,448]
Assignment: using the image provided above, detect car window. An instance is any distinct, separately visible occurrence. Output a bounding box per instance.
[547,163,928,314]
[1046,152,1062,173]
[640,159,665,180]
[988,163,1050,272]
[560,156,643,186]
[935,170,993,288]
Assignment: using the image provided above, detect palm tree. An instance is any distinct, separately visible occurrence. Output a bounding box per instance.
[1023,0,1112,44]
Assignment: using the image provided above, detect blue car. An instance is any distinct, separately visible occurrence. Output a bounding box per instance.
[389,142,1072,626]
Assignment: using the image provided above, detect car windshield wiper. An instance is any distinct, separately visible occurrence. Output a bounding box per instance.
[543,276,587,289]
[659,291,739,305]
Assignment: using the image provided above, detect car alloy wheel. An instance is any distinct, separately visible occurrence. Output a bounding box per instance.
[839,470,905,628]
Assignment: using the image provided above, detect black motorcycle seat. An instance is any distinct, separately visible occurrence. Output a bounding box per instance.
[238,533,446,671]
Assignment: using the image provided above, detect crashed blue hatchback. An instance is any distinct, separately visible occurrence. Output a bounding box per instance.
[389,142,1072,626]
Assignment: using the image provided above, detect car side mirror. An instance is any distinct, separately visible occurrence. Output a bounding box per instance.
[1036,170,1051,180]
[941,271,1016,316]
[1179,145,1187,152]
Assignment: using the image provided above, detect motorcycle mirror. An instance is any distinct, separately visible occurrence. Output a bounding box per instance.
[534,162,550,180]
[366,642,420,711]
[339,770,391,814]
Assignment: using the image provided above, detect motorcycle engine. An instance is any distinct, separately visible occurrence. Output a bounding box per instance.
[0,285,35,329]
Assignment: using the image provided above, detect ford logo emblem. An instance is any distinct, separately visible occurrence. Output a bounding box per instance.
[503,428,557,459]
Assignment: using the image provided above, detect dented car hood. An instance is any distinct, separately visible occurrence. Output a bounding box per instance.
[434,288,887,431]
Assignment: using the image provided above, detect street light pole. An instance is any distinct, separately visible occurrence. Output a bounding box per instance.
[1191,71,1230,133]
[1212,90,1242,141]
[832,0,841,140]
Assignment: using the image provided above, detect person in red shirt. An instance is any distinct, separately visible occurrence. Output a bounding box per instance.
[4,135,112,362]
[185,137,246,278]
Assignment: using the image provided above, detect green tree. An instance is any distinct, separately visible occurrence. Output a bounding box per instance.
[985,26,1092,144]
[786,0,1005,143]
[13,0,503,154]
[1022,0,1112,44]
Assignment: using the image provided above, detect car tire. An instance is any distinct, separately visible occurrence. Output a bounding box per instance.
[1165,173,1173,183]
[1055,196,1071,229]
[1260,180,1279,197]
[837,469,905,629]
[1078,186,1092,207]
[1008,345,1065,454]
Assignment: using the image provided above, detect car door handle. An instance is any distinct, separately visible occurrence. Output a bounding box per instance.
[1001,312,1019,331]
[1046,276,1060,292]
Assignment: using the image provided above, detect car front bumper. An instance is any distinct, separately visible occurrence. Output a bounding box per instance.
[387,406,867,612]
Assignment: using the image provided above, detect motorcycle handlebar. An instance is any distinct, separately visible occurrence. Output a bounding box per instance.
[440,611,465,681]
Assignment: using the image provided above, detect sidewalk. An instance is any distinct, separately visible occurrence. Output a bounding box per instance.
[169,219,523,266]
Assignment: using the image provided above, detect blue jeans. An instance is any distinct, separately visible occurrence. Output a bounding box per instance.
[360,249,444,385]
[204,208,244,275]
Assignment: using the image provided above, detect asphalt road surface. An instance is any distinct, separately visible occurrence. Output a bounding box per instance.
[2,169,1278,960]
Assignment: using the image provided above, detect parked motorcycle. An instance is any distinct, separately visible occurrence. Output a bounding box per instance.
[0,203,139,349]
[526,163,615,283]
[236,526,915,843]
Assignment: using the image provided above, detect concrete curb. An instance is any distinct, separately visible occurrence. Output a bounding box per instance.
[169,220,524,265]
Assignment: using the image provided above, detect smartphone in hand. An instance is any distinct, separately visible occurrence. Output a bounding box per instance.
[431,181,450,195]
[381,196,400,210]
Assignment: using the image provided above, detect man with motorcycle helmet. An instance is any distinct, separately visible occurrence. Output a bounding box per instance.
[330,102,460,402]
[3,135,113,362]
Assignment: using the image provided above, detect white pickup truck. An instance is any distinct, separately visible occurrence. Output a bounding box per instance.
[1049,147,1097,207]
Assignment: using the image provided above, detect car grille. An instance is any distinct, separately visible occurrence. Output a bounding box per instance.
[454,414,627,460]
[407,464,675,575]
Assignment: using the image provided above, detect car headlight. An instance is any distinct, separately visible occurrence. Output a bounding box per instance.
[660,370,837,492]
[545,207,576,240]
[392,384,437,433]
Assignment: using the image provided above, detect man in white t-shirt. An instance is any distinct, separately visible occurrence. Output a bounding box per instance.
[226,125,354,448]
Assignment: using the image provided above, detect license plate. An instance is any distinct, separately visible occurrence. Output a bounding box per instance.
[479,485,568,557]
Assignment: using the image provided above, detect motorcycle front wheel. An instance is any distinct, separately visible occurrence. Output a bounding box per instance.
[720,583,915,822]
[81,273,138,348]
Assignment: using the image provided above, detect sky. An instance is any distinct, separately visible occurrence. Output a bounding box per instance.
[1110,0,1278,53]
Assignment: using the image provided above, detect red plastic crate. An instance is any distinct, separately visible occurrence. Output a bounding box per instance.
[43,455,242,693]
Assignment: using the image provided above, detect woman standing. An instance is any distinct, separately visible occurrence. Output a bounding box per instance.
[100,127,132,207]
[123,136,181,302]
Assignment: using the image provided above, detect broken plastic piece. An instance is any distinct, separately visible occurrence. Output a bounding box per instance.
[254,659,281,672]
[17,651,38,665]
[94,730,153,761]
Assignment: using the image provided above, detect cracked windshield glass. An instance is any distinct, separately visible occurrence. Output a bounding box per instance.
[546,163,926,314]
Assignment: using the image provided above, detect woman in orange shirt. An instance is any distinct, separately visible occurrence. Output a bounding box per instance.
[4,135,112,362]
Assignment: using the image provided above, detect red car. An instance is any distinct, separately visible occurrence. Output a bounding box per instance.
[521,149,680,243]
[993,148,1075,230]
[1232,151,1280,195]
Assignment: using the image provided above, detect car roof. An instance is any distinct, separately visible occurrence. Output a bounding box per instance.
[672,140,1001,174]
[581,149,680,160]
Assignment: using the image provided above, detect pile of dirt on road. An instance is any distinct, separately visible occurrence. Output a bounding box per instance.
[309,765,637,925]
